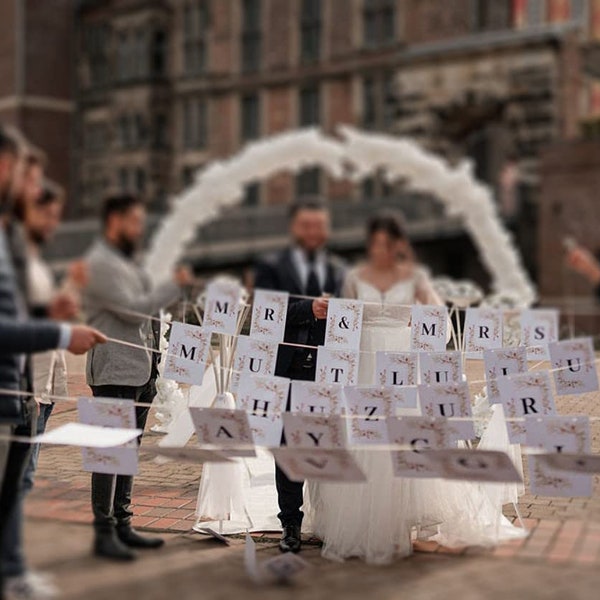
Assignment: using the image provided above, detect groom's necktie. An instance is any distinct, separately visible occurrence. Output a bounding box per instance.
[305,252,322,298]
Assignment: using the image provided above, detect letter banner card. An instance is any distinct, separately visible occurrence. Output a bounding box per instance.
[520,308,559,360]
[410,305,448,352]
[483,346,528,404]
[237,374,290,446]
[548,337,599,396]
[290,381,344,415]
[316,347,359,385]
[419,351,463,385]
[344,386,394,445]
[250,289,289,342]
[536,453,600,475]
[77,398,138,476]
[189,406,254,448]
[376,351,418,386]
[498,371,556,444]
[163,321,211,385]
[464,308,503,358]
[324,299,364,349]
[231,336,278,393]
[419,381,475,441]
[202,279,245,335]
[282,414,346,449]
[419,449,523,483]
[386,416,453,478]
[526,416,592,497]
[270,448,366,483]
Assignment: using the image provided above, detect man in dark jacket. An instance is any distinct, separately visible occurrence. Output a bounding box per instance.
[254,198,345,553]
[0,125,105,598]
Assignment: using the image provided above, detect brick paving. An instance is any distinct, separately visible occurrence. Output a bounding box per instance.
[23,356,600,578]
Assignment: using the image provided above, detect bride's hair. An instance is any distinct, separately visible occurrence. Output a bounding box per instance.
[366,210,408,242]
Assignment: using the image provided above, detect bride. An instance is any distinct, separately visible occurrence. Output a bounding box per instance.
[307,211,526,564]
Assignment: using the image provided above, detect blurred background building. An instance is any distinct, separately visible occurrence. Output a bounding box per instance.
[1,0,600,299]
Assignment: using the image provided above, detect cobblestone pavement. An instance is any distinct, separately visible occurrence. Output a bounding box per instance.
[21,357,600,598]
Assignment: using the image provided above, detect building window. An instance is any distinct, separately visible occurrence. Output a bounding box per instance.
[241,0,262,73]
[183,1,209,75]
[133,29,148,78]
[300,0,321,63]
[152,30,168,77]
[117,32,132,81]
[363,77,377,129]
[299,85,320,127]
[182,97,208,149]
[135,168,146,194]
[526,0,547,25]
[84,23,110,88]
[84,122,109,155]
[296,167,321,197]
[363,0,395,48]
[118,115,132,148]
[153,114,168,149]
[570,0,588,23]
[362,72,395,130]
[243,182,261,206]
[471,0,513,31]
[241,93,260,142]
[118,167,131,191]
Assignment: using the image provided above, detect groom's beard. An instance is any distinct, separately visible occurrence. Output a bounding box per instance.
[116,235,139,259]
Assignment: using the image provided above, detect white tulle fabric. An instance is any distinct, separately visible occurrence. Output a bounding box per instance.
[161,367,281,534]
[307,275,527,564]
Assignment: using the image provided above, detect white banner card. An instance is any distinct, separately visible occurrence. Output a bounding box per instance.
[250,289,289,342]
[290,381,344,415]
[419,351,463,385]
[163,322,211,386]
[282,414,346,449]
[316,347,359,386]
[376,351,418,386]
[410,305,448,352]
[464,308,503,358]
[324,299,364,349]
[231,336,278,393]
[189,407,254,448]
[483,346,528,404]
[520,308,559,360]
[548,337,599,396]
[344,386,393,445]
[202,279,245,335]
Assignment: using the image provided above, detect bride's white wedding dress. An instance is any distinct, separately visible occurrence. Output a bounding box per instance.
[307,267,527,565]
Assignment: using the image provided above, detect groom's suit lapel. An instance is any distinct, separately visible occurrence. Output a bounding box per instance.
[280,248,304,295]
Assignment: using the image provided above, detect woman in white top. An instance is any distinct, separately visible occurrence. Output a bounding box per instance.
[307,211,525,564]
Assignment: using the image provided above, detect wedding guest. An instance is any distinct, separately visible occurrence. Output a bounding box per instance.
[566,244,600,298]
[254,198,345,553]
[0,125,105,599]
[83,193,193,561]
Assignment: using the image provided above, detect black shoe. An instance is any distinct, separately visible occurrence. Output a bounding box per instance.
[94,530,137,561]
[279,524,302,553]
[117,526,165,549]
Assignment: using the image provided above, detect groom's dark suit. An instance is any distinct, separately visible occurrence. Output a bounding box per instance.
[254,247,345,527]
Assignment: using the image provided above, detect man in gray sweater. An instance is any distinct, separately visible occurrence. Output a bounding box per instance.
[83,193,192,561]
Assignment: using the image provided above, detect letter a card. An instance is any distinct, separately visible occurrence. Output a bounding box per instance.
[189,407,254,448]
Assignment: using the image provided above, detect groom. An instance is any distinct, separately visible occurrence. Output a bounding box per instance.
[254,198,345,553]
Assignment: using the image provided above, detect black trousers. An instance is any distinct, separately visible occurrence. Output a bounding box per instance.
[90,380,154,533]
[275,359,316,528]
[0,403,35,597]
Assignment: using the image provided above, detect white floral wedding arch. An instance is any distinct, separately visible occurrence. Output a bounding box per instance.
[145,125,535,307]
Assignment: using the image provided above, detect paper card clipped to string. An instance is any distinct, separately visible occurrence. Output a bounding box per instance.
[419,351,463,385]
[250,289,289,342]
[526,416,592,497]
[410,305,448,352]
[77,398,139,476]
[419,381,475,441]
[498,371,556,444]
[202,279,245,335]
[344,386,393,445]
[548,337,599,396]
[163,321,211,386]
[34,423,142,449]
[189,406,254,448]
[464,308,503,358]
[231,336,278,393]
[315,347,359,386]
[282,413,346,449]
[245,533,309,585]
[376,351,418,386]
[290,381,344,415]
[536,453,600,475]
[418,449,523,483]
[386,416,454,478]
[520,308,559,360]
[237,374,290,447]
[271,448,367,483]
[324,299,364,349]
[483,346,528,404]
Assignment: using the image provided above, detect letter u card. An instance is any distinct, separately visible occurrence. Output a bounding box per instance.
[548,337,599,396]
